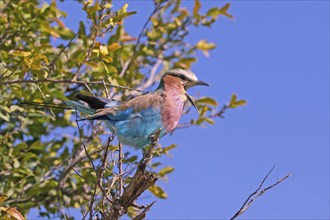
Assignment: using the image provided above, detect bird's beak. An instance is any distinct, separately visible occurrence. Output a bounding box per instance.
[184,80,208,109]
[194,80,209,87]
[185,92,197,109]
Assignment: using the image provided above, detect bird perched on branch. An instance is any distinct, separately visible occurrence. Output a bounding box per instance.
[66,69,209,148]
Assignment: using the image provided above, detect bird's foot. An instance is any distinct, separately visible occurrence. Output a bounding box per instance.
[149,128,162,146]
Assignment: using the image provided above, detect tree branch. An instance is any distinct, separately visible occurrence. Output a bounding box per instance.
[132,201,156,220]
[230,165,291,220]
[119,1,168,77]
[175,104,230,130]
[72,0,107,81]
[48,30,80,77]
[137,59,162,91]
[109,129,161,220]
[0,78,147,93]
[117,143,124,197]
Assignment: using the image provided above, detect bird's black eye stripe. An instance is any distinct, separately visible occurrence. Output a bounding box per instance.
[178,74,186,80]
[168,73,189,81]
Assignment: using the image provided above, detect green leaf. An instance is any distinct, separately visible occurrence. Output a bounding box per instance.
[158,166,175,177]
[102,56,113,63]
[176,57,197,68]
[164,144,177,153]
[108,42,121,52]
[207,7,220,18]
[11,50,31,57]
[149,185,167,199]
[233,100,247,107]
[229,94,247,108]
[29,140,44,152]
[205,118,215,125]
[99,45,109,56]
[0,207,25,220]
[127,206,138,219]
[196,40,216,51]
[193,0,201,17]
[9,105,24,112]
[112,11,137,23]
[53,27,75,39]
[124,155,138,163]
[89,3,101,13]
[229,93,237,107]
[0,112,10,122]
[195,97,218,106]
[104,3,113,9]
[0,195,8,204]
[195,117,207,125]
[219,3,233,19]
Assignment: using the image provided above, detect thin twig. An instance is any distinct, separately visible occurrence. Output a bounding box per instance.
[72,0,108,81]
[118,143,123,197]
[58,146,104,189]
[109,129,161,219]
[60,205,68,220]
[132,201,156,220]
[35,83,56,117]
[0,0,13,12]
[119,1,168,77]
[229,166,291,220]
[49,30,80,77]
[76,122,98,220]
[0,78,147,93]
[102,79,110,98]
[72,26,98,81]
[175,104,230,130]
[76,124,97,172]
[72,168,95,183]
[84,82,95,96]
[98,134,115,203]
[136,59,162,91]
[77,123,114,220]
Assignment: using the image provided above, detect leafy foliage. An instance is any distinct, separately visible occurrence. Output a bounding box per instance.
[0,0,244,218]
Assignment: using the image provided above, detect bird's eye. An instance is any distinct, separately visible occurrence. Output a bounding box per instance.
[178,75,186,80]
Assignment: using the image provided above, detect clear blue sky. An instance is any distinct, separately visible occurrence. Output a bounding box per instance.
[30,1,329,219]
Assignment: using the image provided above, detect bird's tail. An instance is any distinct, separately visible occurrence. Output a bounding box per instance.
[18,94,116,118]
[64,100,95,115]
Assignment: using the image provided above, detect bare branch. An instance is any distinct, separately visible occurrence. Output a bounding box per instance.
[102,79,110,98]
[133,201,156,220]
[72,168,95,183]
[230,166,291,220]
[117,143,124,197]
[119,1,168,77]
[72,1,106,81]
[176,104,230,130]
[137,59,162,91]
[35,83,56,117]
[76,121,114,220]
[0,78,147,93]
[48,31,79,77]
[109,129,161,220]
[84,82,95,96]
[72,27,98,81]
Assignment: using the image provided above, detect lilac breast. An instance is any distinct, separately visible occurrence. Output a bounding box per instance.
[161,91,185,133]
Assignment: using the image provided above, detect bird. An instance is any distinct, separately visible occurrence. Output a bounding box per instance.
[65,69,209,148]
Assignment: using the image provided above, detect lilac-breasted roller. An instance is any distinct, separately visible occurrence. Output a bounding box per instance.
[66,69,209,148]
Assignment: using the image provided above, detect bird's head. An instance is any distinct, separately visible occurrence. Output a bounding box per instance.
[159,69,209,108]
[163,68,209,90]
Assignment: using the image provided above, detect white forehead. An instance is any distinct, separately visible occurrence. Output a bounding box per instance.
[165,69,198,81]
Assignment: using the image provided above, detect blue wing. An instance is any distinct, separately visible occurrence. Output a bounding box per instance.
[67,92,166,148]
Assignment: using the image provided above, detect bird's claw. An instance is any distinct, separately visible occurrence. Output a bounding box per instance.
[149,128,161,145]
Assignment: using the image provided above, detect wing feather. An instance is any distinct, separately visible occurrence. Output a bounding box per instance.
[88,92,164,120]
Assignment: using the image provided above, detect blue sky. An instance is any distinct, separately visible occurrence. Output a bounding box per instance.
[30,1,329,219]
